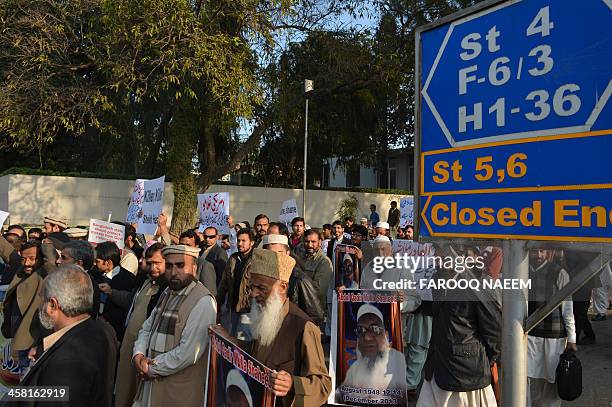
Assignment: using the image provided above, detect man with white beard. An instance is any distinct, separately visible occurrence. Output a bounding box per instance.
[244,248,331,406]
[340,304,407,405]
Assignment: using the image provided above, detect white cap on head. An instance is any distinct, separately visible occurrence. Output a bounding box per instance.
[360,217,368,223]
[373,235,391,244]
[225,369,253,407]
[356,303,384,325]
[262,234,289,246]
[376,221,390,230]
[343,253,353,263]
[64,228,88,238]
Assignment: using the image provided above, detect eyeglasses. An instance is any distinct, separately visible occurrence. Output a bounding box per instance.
[354,325,385,337]
[205,235,217,239]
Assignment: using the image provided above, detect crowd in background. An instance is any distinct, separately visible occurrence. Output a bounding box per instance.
[0,201,610,407]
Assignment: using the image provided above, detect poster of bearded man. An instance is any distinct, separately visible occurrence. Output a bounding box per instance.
[329,290,407,406]
[206,326,276,407]
[334,244,360,289]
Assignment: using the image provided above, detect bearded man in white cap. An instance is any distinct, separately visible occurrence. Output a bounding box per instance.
[340,304,407,404]
[341,254,359,289]
[375,222,391,239]
[132,244,217,407]
[245,248,331,406]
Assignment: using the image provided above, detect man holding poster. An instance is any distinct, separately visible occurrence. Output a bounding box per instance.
[245,248,331,406]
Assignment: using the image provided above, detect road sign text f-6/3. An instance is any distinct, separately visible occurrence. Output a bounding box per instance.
[415,0,612,242]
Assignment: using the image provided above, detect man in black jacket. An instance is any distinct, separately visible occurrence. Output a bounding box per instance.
[263,234,324,326]
[326,220,348,262]
[93,241,137,341]
[418,266,501,405]
[199,226,228,291]
[3,264,116,407]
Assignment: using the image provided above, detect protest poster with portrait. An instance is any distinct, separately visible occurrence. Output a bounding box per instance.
[206,326,276,407]
[399,197,414,229]
[334,244,360,289]
[329,290,406,406]
[198,192,230,235]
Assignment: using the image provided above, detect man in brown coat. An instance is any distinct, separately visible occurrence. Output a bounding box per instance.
[1,239,44,376]
[245,248,331,406]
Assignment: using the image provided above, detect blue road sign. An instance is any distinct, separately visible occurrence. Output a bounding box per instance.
[416,0,612,242]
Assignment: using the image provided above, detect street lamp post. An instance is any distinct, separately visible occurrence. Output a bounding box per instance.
[303,79,313,221]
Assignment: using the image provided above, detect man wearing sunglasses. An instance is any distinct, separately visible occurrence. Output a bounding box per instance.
[341,304,407,404]
[198,226,228,293]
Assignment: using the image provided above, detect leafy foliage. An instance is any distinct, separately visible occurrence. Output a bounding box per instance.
[335,194,359,220]
[0,0,475,226]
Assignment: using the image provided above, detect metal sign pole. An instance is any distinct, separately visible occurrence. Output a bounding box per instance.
[501,239,529,406]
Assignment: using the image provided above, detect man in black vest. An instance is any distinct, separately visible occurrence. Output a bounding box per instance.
[527,249,577,407]
[245,249,331,406]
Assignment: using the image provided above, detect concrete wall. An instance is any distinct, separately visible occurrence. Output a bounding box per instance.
[0,174,411,229]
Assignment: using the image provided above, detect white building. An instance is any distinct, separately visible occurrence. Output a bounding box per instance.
[324,148,414,191]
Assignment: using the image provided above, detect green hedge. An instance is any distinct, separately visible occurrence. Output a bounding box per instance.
[0,167,411,195]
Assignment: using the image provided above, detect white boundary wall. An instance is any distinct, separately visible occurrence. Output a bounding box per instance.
[0,174,411,229]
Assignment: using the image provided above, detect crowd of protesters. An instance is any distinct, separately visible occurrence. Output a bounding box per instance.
[0,202,609,407]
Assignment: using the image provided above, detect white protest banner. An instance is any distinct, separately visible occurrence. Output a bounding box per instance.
[126,176,165,234]
[0,210,9,228]
[126,179,145,224]
[392,240,435,301]
[198,192,230,235]
[279,199,298,229]
[399,197,414,228]
[88,219,125,250]
[138,176,165,234]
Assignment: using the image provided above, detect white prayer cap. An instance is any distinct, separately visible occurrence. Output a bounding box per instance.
[64,227,88,238]
[236,222,247,230]
[360,217,368,223]
[376,221,390,230]
[262,234,288,246]
[357,303,384,325]
[373,235,391,244]
[225,369,253,407]
[343,253,353,264]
